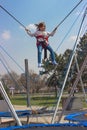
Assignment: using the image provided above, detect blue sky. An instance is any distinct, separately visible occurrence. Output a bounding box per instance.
[0,0,87,75]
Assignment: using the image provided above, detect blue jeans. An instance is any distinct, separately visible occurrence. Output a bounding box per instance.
[37,44,56,64]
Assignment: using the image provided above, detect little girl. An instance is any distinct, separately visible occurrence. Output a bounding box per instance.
[25,22,58,67]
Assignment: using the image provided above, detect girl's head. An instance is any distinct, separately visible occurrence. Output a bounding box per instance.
[35,22,46,31]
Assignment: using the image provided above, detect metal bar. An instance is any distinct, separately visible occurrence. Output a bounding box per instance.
[75,53,87,102]
[0,81,22,126]
[25,59,30,107]
[51,7,87,123]
[58,54,87,122]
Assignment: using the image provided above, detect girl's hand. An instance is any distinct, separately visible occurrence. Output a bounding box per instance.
[25,28,29,32]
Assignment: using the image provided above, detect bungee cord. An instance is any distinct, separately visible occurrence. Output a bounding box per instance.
[0,54,20,90]
[55,3,87,52]
[0,5,26,29]
[0,51,27,91]
[0,44,25,72]
[0,50,33,109]
[52,0,84,31]
[0,0,85,68]
[0,1,86,71]
[0,1,84,67]
[55,12,82,52]
[0,0,84,31]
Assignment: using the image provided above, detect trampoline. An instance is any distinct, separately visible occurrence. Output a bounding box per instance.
[64,111,87,123]
[0,108,55,119]
[0,110,32,118]
[0,123,87,130]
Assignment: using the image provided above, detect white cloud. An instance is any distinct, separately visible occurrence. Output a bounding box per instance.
[1,30,11,40]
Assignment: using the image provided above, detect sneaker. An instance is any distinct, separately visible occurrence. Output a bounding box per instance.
[52,61,58,65]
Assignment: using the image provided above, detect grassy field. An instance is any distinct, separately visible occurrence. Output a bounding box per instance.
[10,93,87,108]
[10,93,57,106]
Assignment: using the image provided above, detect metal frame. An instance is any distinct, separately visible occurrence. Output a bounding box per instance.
[51,7,87,124]
[0,81,22,126]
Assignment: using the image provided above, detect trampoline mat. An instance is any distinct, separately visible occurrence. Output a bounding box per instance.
[0,110,31,118]
[14,126,87,130]
[65,112,87,122]
[73,114,87,121]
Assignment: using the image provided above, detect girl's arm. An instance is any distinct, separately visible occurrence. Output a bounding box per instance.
[48,26,58,37]
[25,28,35,37]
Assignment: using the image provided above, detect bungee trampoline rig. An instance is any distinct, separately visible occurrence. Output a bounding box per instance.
[0,0,87,130]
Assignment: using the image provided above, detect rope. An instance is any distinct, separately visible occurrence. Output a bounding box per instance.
[0,0,84,31]
[55,14,81,52]
[55,3,87,52]
[0,51,34,109]
[0,44,25,72]
[0,5,26,29]
[0,56,20,90]
[0,56,23,90]
[53,0,84,31]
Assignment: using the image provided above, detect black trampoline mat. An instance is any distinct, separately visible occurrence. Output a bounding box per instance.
[14,126,87,130]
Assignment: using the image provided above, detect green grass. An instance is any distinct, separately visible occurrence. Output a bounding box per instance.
[10,94,57,106]
[10,93,87,108]
[11,96,27,105]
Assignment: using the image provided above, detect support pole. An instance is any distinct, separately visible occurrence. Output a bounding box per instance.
[51,7,87,123]
[57,54,87,122]
[0,81,22,126]
[75,53,87,101]
[25,59,30,107]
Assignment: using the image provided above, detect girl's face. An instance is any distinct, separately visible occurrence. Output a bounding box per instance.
[39,25,46,31]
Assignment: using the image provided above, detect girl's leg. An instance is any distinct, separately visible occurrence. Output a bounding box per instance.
[46,45,57,64]
[44,48,47,60]
[37,45,43,67]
